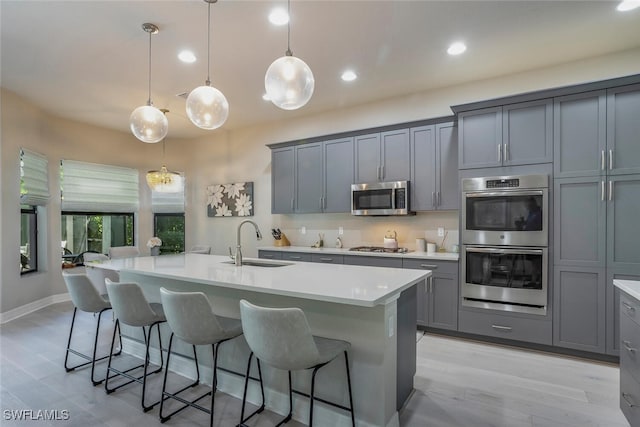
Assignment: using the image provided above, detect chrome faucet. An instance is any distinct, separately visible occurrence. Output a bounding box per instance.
[229,220,262,266]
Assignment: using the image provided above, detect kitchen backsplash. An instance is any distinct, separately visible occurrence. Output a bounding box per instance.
[272,210,459,252]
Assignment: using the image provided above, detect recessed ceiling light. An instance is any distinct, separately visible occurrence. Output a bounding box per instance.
[341,70,357,82]
[269,8,289,26]
[178,50,196,63]
[262,93,271,101]
[447,42,467,56]
[617,0,640,11]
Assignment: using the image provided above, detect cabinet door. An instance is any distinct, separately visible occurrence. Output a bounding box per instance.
[323,137,354,213]
[458,107,502,169]
[435,122,459,210]
[354,133,380,183]
[428,273,459,331]
[295,143,323,213]
[553,266,606,353]
[380,129,410,182]
[607,84,640,176]
[502,99,553,166]
[606,269,640,356]
[258,250,282,260]
[553,91,606,178]
[343,255,403,268]
[554,177,606,268]
[607,175,640,270]
[271,147,295,214]
[410,125,436,211]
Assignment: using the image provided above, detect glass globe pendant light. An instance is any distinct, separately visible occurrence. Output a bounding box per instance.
[264,0,314,110]
[146,109,183,193]
[186,0,229,130]
[130,23,168,143]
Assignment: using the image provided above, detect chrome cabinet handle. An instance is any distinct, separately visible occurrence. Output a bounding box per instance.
[497,144,502,162]
[623,340,637,353]
[262,254,275,259]
[431,192,436,207]
[623,301,636,314]
[437,192,441,206]
[504,143,509,161]
[609,180,613,201]
[622,393,636,408]
[601,181,605,201]
[291,198,294,210]
[491,324,512,331]
[609,149,613,170]
[319,198,323,209]
[427,277,433,293]
[601,150,606,171]
[381,165,385,179]
[290,256,302,260]
[420,264,438,269]
[319,257,334,262]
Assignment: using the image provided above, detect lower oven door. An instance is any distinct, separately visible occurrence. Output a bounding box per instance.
[462,245,547,315]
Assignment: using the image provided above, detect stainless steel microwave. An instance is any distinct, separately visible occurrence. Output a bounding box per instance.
[351,181,413,216]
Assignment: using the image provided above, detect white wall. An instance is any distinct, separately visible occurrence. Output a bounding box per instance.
[2,47,640,314]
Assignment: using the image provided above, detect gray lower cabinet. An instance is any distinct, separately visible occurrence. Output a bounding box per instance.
[355,130,410,183]
[257,250,282,260]
[619,291,640,425]
[607,270,640,355]
[458,99,552,169]
[458,308,552,345]
[402,259,458,331]
[410,122,458,211]
[343,255,403,268]
[281,252,312,262]
[310,254,344,264]
[271,147,295,214]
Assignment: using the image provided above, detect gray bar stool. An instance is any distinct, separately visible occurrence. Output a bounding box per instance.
[104,279,166,412]
[62,271,122,385]
[238,299,355,427]
[158,288,250,426]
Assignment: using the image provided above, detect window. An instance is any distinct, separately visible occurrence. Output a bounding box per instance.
[61,213,134,254]
[60,160,139,255]
[20,206,38,274]
[20,149,49,274]
[154,213,185,254]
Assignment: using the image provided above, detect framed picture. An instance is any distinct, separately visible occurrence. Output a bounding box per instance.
[207,182,254,217]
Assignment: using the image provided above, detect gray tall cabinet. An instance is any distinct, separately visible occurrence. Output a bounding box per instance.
[553,84,640,355]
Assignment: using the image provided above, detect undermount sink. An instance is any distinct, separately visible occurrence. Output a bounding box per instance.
[221,259,293,268]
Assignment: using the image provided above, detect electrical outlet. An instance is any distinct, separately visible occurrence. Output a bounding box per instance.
[338,226,344,235]
[300,226,306,235]
[437,227,445,237]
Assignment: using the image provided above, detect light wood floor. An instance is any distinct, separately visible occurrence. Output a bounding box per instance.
[0,301,629,426]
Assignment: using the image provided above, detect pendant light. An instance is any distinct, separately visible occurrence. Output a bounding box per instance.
[186,0,229,130]
[264,0,314,110]
[146,109,182,193]
[130,23,169,143]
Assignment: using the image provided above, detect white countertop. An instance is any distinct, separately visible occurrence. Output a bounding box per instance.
[89,254,429,307]
[259,245,460,261]
[614,280,640,302]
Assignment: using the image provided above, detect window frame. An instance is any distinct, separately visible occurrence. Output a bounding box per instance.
[20,206,38,275]
[61,211,135,255]
[153,212,185,254]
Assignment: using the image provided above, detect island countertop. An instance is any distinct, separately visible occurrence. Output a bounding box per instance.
[89,253,429,308]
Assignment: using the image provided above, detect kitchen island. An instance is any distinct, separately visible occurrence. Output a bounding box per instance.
[89,254,429,427]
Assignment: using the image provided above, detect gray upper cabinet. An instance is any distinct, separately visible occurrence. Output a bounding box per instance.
[271,147,295,214]
[553,91,606,178]
[323,137,354,213]
[410,122,458,211]
[355,130,410,183]
[607,174,640,270]
[459,100,552,169]
[295,143,323,213]
[607,84,640,176]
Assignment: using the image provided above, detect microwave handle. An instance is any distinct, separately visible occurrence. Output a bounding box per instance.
[465,246,543,256]
[465,190,544,198]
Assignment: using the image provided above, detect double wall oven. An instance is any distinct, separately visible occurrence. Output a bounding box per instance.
[462,174,549,315]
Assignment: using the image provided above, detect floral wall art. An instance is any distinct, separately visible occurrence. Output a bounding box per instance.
[207,182,254,217]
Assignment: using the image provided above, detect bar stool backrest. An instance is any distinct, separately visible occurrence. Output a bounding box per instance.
[105,279,161,327]
[160,288,226,345]
[188,246,211,254]
[63,272,110,313]
[108,246,140,259]
[239,299,321,371]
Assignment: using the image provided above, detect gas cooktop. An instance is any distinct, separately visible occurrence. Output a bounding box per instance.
[349,246,410,253]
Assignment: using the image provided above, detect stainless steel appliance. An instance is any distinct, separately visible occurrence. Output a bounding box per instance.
[461,174,549,315]
[351,181,413,216]
[462,174,548,247]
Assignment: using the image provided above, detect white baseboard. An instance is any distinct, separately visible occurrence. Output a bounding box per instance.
[0,293,70,324]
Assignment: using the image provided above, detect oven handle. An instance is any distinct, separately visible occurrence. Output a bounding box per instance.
[464,190,544,198]
[465,246,544,256]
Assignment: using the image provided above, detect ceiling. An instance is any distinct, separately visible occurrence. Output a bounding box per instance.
[2,1,639,139]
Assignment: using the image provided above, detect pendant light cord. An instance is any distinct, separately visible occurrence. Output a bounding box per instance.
[147,29,153,105]
[286,0,292,56]
[206,0,211,86]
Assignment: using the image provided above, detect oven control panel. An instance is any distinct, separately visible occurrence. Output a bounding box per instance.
[486,178,520,188]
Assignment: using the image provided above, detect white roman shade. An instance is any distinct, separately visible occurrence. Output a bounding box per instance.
[61,159,139,212]
[151,174,185,213]
[20,149,50,206]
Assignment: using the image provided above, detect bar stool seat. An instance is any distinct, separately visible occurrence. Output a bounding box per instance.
[62,271,122,386]
[238,299,355,427]
[158,288,250,427]
[104,279,167,412]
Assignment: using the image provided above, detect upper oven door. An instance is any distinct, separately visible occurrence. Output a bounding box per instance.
[462,189,548,246]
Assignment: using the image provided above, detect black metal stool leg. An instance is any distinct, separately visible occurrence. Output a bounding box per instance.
[237,352,265,427]
[308,366,321,427]
[64,307,78,372]
[344,351,355,427]
[275,371,293,427]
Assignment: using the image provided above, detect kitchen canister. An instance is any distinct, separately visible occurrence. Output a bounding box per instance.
[427,243,436,253]
[416,238,426,252]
